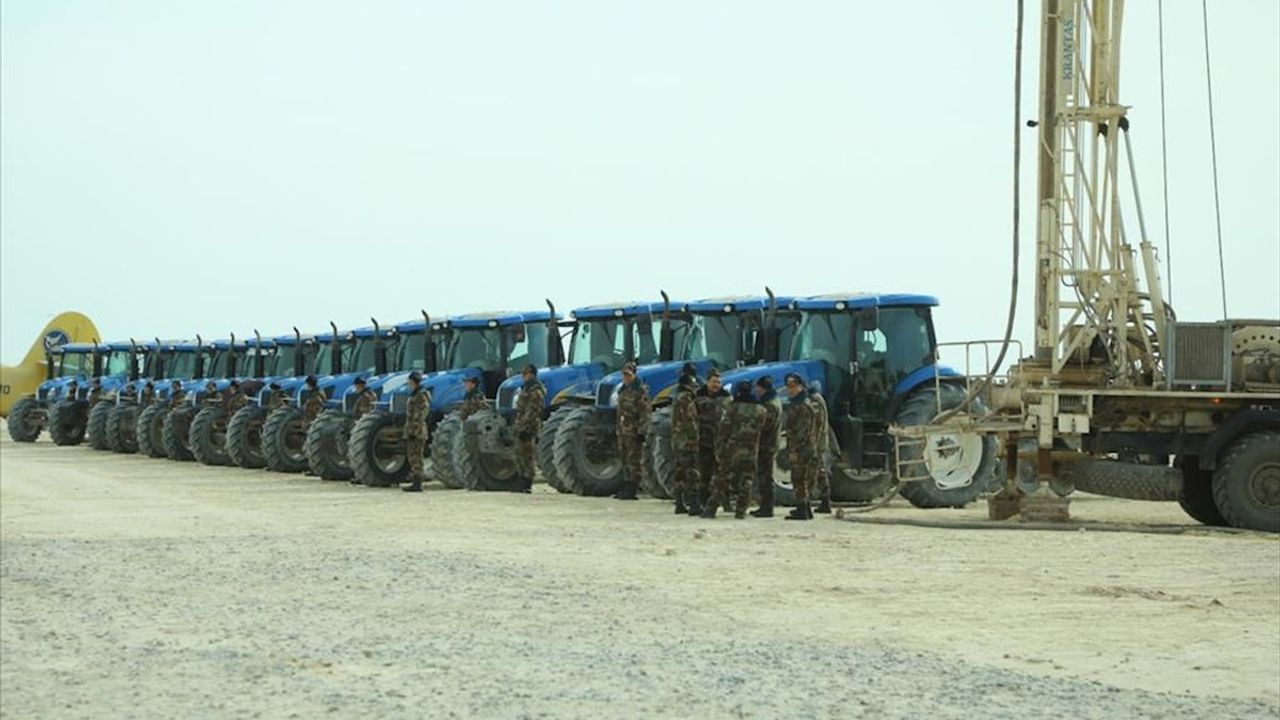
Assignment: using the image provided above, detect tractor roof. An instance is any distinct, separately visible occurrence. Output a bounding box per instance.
[446,310,557,329]
[571,301,677,319]
[271,333,303,346]
[795,293,939,311]
[348,324,399,340]
[54,343,99,354]
[105,340,158,352]
[686,295,796,314]
[210,338,252,351]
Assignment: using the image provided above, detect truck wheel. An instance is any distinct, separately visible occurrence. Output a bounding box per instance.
[162,406,197,461]
[894,384,996,509]
[644,408,673,499]
[454,409,521,492]
[136,405,169,458]
[107,404,139,453]
[1177,460,1227,526]
[305,410,353,480]
[48,401,87,446]
[190,406,231,466]
[86,402,112,450]
[7,397,44,442]
[348,411,409,487]
[553,407,623,497]
[1212,431,1280,533]
[538,407,572,492]
[262,406,309,473]
[429,413,464,489]
[226,405,267,469]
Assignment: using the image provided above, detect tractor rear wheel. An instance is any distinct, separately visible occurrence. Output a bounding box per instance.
[643,408,673,499]
[429,413,464,489]
[538,407,571,492]
[305,410,354,481]
[190,406,231,466]
[86,402,112,450]
[348,411,409,487]
[553,407,624,497]
[162,406,197,461]
[136,405,169,458]
[7,397,44,442]
[48,401,87,446]
[454,409,521,492]
[1177,460,1227,527]
[1212,431,1280,533]
[893,384,996,509]
[262,406,309,473]
[226,405,267,468]
[106,404,139,453]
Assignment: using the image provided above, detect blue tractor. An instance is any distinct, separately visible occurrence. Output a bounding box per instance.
[305,313,447,481]
[259,320,400,474]
[224,328,331,469]
[187,332,282,466]
[157,337,252,462]
[551,292,802,497]
[6,341,143,445]
[84,340,158,451]
[448,299,686,492]
[714,292,998,508]
[349,308,561,489]
[135,338,230,459]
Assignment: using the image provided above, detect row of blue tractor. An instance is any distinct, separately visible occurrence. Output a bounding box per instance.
[8,291,999,509]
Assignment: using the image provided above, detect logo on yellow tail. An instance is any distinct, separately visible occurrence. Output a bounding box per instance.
[1,311,99,418]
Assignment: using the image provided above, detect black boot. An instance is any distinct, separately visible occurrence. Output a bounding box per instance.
[402,481,423,493]
[700,499,718,519]
[523,476,534,493]
[815,496,832,514]
[350,477,363,486]
[750,499,774,518]
[613,483,638,500]
[513,476,532,493]
[674,492,688,514]
[687,490,704,516]
[785,503,811,520]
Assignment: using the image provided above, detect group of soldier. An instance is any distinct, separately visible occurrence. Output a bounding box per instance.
[614,362,831,521]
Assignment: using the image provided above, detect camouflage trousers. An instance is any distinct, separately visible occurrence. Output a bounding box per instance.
[811,458,831,501]
[757,443,778,506]
[514,437,536,479]
[672,448,698,499]
[618,433,645,488]
[695,446,718,499]
[712,459,754,514]
[405,435,426,482]
[790,457,814,504]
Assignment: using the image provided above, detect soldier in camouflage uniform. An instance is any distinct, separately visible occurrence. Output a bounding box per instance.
[140,381,155,407]
[223,380,247,416]
[401,372,431,492]
[807,380,832,514]
[351,377,377,420]
[512,364,546,493]
[705,381,765,519]
[67,380,79,403]
[783,373,816,521]
[88,378,104,406]
[614,362,650,500]
[169,380,186,408]
[670,373,700,514]
[302,376,327,422]
[692,368,729,515]
[751,376,781,518]
[458,376,487,420]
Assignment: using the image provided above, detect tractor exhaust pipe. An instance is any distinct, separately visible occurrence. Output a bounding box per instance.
[545,299,564,366]
[129,339,140,381]
[195,334,205,379]
[293,327,306,377]
[154,337,166,379]
[253,329,265,378]
[659,290,675,362]
[91,338,103,379]
[764,286,780,362]
[329,322,342,375]
[371,317,386,375]
[228,332,238,378]
[421,310,436,374]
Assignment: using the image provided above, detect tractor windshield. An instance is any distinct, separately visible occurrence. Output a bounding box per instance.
[568,318,628,369]
[103,351,132,376]
[853,307,936,418]
[448,328,504,371]
[56,353,91,378]
[166,352,199,380]
[506,323,549,370]
[204,350,229,378]
[395,332,438,373]
[684,314,746,367]
[348,339,379,375]
[268,346,295,377]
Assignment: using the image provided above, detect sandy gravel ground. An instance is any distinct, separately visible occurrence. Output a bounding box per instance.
[2,428,1278,719]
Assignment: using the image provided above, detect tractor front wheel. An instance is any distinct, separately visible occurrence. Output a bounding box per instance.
[7,397,43,442]
[348,411,410,488]
[106,404,139,453]
[161,406,197,461]
[429,413,464,489]
[48,401,87,446]
[86,402,112,450]
[553,407,624,497]
[538,407,572,492]
[305,410,354,481]
[136,405,169,458]
[226,405,267,469]
[190,406,231,466]
[262,406,309,473]
[893,384,996,509]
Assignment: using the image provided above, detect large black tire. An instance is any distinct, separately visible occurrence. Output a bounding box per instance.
[429,413,464,489]
[454,409,522,492]
[189,406,231,466]
[47,401,87,446]
[894,384,997,509]
[136,405,169,458]
[262,406,309,473]
[161,405,197,461]
[1212,431,1280,533]
[553,407,624,497]
[226,405,268,469]
[643,408,673,499]
[771,426,840,507]
[538,407,572,492]
[106,404,139,453]
[7,397,44,442]
[86,402,113,450]
[1063,459,1180,501]
[1177,460,1227,526]
[305,410,354,481]
[348,411,410,488]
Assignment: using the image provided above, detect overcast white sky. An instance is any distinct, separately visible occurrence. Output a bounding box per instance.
[3,1,1277,365]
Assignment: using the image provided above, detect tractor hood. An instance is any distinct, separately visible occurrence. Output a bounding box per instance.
[717,360,829,396]
[495,362,605,415]
[593,358,717,410]
[377,367,485,415]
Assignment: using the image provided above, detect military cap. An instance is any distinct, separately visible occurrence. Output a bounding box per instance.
[523,364,538,377]
[755,376,774,390]
[621,362,638,375]
[677,374,697,389]
[732,381,754,400]
[407,371,423,384]
[784,373,804,386]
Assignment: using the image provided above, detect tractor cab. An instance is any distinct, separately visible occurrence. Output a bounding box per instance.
[336,313,449,414]
[683,293,799,370]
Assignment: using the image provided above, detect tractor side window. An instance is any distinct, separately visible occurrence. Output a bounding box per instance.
[633,318,661,365]
[205,351,225,379]
[398,334,427,372]
[349,339,378,375]
[508,324,549,369]
[274,346,297,376]
[167,353,197,380]
[853,307,934,419]
[314,343,335,376]
[569,320,626,368]
[794,312,853,405]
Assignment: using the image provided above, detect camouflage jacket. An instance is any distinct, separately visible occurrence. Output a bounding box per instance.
[303,388,327,420]
[808,392,829,453]
[458,387,487,419]
[140,385,155,406]
[88,386,103,405]
[616,379,651,437]
[405,388,431,439]
[784,393,816,461]
[717,399,765,467]
[170,389,186,407]
[694,387,729,451]
[758,392,781,454]
[224,388,248,416]
[670,385,699,454]
[353,389,377,419]
[513,379,546,435]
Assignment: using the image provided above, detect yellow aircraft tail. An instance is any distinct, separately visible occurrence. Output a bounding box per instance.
[1,311,100,417]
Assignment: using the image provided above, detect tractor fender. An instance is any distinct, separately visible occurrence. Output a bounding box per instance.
[884,364,963,420]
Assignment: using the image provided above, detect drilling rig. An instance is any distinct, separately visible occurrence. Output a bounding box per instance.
[894,0,1280,532]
